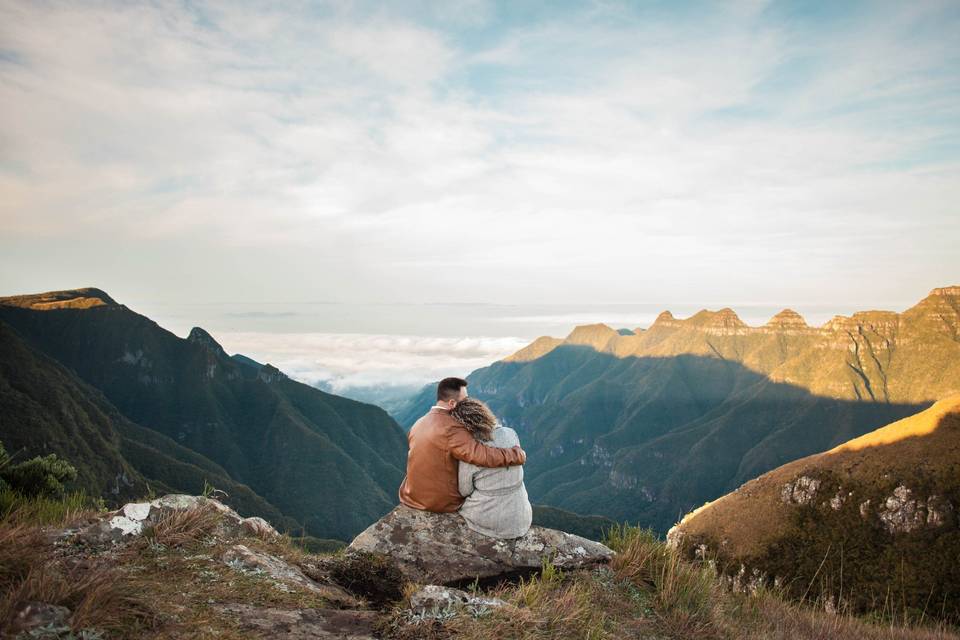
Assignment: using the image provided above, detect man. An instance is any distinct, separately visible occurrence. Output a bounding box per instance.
[398,377,526,512]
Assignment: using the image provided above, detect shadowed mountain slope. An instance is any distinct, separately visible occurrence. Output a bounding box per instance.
[0,320,299,529]
[0,288,408,540]
[668,397,960,622]
[399,287,960,533]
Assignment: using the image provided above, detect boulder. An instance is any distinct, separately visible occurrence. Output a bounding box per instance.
[348,505,614,585]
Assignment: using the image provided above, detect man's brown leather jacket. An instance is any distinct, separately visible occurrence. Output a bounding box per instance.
[398,407,525,512]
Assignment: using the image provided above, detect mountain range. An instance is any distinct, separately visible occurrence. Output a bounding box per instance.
[398,286,960,533]
[0,288,408,540]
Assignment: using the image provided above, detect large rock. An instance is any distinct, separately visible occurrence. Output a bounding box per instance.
[347,505,614,585]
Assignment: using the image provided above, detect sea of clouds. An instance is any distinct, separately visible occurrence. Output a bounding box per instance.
[216,331,529,393]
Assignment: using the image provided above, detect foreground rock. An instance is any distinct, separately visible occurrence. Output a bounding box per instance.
[73,494,279,545]
[408,585,508,612]
[221,544,360,607]
[215,604,377,640]
[348,505,614,584]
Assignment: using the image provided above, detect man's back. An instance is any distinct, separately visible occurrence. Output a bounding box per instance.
[398,407,524,512]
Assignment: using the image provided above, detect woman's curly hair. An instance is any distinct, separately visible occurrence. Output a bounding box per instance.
[451,398,497,442]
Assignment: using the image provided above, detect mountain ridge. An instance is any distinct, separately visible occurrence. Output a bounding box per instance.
[0,288,408,540]
[412,285,960,533]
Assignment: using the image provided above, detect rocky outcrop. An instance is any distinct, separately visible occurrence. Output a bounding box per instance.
[74,494,278,545]
[779,476,820,505]
[347,505,614,585]
[763,309,812,334]
[875,486,954,534]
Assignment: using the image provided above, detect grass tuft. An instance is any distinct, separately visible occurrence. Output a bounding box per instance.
[141,503,222,548]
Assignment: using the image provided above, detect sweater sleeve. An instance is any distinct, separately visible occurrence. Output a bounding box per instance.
[448,424,524,468]
[458,461,476,497]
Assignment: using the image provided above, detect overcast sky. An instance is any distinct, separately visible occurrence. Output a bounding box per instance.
[2,0,959,318]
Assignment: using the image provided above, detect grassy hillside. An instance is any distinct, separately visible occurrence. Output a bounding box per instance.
[436,286,960,532]
[0,288,408,540]
[669,397,960,623]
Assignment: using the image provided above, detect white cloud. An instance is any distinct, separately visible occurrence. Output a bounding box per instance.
[216,331,528,391]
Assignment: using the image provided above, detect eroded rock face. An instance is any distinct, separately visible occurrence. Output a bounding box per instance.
[347,505,614,585]
[780,476,821,505]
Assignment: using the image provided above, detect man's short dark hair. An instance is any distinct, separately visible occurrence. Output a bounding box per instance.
[437,377,468,402]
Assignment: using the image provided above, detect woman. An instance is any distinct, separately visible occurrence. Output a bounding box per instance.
[451,398,532,539]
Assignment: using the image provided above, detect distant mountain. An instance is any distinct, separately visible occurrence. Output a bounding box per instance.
[401,287,960,533]
[668,396,960,622]
[0,288,408,540]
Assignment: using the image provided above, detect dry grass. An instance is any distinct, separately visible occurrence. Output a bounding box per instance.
[610,525,722,637]
[383,526,960,640]
[727,588,959,640]
[0,520,158,637]
[141,503,223,548]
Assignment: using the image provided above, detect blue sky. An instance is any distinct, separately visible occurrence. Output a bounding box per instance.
[1,0,958,332]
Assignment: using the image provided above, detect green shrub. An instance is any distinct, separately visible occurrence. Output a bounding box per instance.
[0,439,78,498]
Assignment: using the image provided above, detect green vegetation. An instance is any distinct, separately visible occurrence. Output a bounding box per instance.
[0,439,77,497]
[0,288,409,540]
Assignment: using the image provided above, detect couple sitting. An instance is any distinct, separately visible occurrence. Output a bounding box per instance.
[398,377,532,539]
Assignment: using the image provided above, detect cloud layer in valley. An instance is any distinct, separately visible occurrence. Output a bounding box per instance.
[217,331,528,392]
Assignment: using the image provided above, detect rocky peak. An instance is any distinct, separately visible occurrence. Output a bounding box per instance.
[765,309,809,331]
[0,287,118,311]
[650,310,683,328]
[903,285,960,329]
[187,326,226,356]
[258,364,286,384]
[687,308,749,336]
[504,336,563,363]
[928,286,960,298]
[563,323,619,350]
